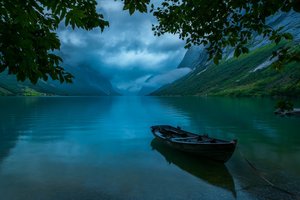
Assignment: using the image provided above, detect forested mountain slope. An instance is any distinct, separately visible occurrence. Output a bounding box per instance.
[151,12,300,97]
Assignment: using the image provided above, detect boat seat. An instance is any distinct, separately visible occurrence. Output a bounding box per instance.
[173,136,199,140]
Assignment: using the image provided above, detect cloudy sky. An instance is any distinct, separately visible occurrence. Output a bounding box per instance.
[57,0,190,94]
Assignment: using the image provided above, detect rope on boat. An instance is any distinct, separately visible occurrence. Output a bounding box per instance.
[237,147,299,199]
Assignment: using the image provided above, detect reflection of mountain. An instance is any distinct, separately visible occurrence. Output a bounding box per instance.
[0,97,114,164]
[151,138,236,198]
[0,130,19,166]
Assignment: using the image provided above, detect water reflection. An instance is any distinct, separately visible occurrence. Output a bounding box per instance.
[154,97,300,174]
[0,96,299,200]
[151,138,236,198]
[0,97,113,164]
[153,97,300,199]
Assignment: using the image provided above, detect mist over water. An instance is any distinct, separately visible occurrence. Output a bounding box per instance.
[0,96,299,200]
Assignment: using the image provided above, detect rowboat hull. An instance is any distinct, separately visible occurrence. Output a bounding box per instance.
[151,125,237,163]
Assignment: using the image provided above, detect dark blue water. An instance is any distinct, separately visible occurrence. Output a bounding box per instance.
[0,96,299,200]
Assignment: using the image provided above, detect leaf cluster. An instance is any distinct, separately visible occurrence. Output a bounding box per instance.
[1,0,299,84]
[151,0,300,64]
[122,0,150,15]
[0,0,109,84]
[271,44,300,70]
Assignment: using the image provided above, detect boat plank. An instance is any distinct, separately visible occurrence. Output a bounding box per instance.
[150,125,237,163]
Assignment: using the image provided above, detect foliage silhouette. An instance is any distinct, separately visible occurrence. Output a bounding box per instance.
[1,0,299,84]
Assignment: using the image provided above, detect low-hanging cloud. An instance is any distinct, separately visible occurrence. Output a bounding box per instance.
[114,68,191,94]
[100,50,170,69]
[56,0,186,95]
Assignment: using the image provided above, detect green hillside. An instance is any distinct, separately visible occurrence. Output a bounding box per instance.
[152,43,300,97]
[0,64,119,96]
[0,74,45,96]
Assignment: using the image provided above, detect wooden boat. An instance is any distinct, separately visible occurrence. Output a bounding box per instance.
[150,125,237,163]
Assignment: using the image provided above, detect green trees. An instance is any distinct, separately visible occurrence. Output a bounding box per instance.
[151,0,300,65]
[0,0,149,84]
[1,0,105,83]
[0,0,299,84]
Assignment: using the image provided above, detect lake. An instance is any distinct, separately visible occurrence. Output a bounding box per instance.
[0,96,299,200]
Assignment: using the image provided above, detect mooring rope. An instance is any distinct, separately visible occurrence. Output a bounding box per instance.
[237,147,299,199]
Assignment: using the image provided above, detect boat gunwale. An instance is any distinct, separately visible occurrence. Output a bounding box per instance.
[151,125,237,145]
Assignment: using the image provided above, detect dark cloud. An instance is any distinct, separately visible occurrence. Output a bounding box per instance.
[56,0,187,94]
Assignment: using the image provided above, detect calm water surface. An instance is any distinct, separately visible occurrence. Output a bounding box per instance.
[0,96,299,200]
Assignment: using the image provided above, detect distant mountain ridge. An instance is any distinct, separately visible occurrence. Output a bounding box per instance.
[0,64,118,96]
[151,11,300,97]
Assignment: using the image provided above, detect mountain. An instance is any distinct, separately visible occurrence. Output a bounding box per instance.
[177,46,209,70]
[151,11,300,97]
[0,64,118,96]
